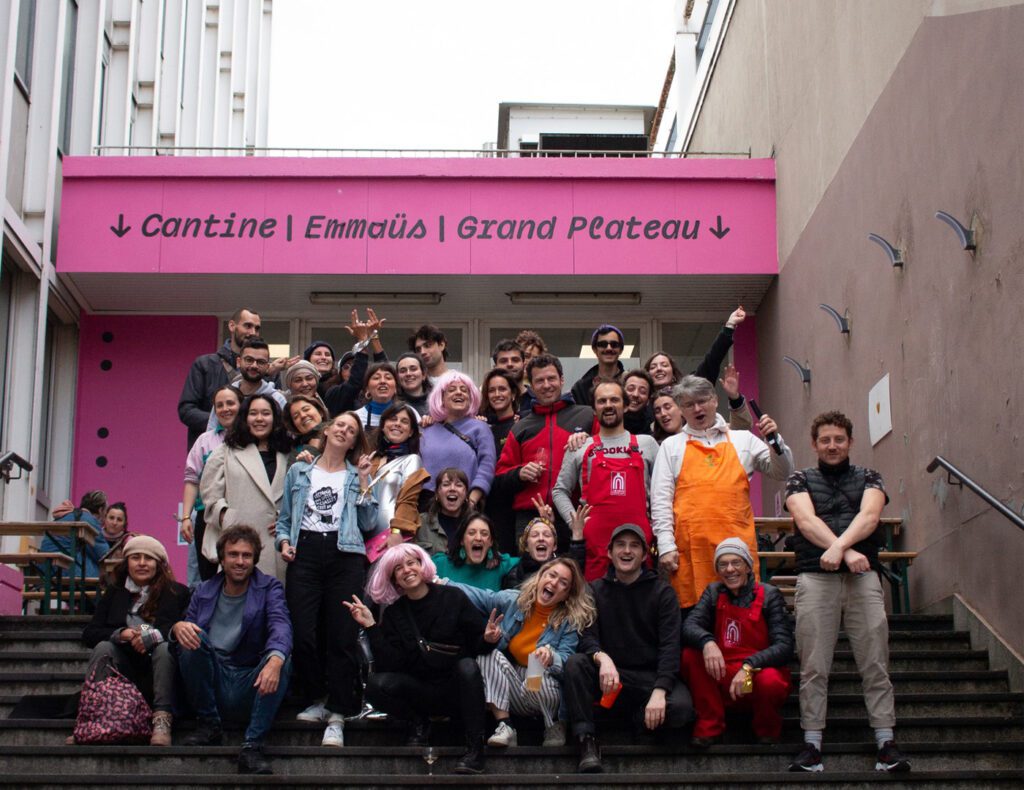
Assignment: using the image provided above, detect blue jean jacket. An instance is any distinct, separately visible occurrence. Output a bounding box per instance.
[452,583,579,676]
[275,461,378,555]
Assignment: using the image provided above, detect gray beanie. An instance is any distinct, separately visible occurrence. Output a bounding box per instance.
[284,360,320,390]
[714,537,753,569]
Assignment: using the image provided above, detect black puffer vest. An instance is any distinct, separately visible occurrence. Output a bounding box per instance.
[793,462,880,574]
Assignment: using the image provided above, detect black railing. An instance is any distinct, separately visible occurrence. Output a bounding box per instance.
[926,455,1024,532]
[0,451,32,484]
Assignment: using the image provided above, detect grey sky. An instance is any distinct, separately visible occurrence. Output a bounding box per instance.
[268,0,676,150]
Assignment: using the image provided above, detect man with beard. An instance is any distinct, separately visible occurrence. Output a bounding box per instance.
[201,337,286,433]
[563,524,694,773]
[552,379,659,580]
[570,325,626,408]
[179,308,263,450]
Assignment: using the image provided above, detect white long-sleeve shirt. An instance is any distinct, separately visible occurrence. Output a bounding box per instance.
[649,414,794,556]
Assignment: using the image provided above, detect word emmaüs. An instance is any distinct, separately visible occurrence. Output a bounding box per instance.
[139,212,705,241]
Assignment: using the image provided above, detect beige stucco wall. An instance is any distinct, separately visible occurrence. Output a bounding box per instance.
[687,2,1024,651]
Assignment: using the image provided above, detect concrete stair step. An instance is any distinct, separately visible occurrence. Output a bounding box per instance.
[0,632,86,652]
[0,740,1019,774]
[0,673,83,695]
[804,669,1010,694]
[0,617,90,633]
[0,652,90,672]
[3,715,1022,747]
[1,769,1022,789]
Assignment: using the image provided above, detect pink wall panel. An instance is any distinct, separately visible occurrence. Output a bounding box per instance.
[72,314,219,579]
[0,566,22,615]
[58,158,777,277]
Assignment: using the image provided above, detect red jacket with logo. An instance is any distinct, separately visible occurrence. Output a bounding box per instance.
[493,395,595,512]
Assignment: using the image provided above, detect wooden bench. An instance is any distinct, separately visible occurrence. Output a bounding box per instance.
[754,518,917,613]
[0,552,74,614]
[0,521,99,614]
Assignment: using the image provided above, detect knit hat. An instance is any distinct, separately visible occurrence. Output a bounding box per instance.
[714,537,753,569]
[590,324,624,346]
[122,535,168,565]
[338,351,356,370]
[303,340,335,362]
[608,523,648,550]
[284,360,320,389]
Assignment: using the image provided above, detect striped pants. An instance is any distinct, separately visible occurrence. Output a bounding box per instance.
[477,650,561,728]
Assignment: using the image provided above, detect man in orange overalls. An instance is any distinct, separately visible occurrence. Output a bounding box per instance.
[650,375,794,616]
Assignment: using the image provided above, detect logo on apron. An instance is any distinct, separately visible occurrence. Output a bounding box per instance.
[724,617,742,647]
[610,471,626,496]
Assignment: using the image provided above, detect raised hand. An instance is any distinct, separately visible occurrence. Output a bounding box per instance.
[484,608,505,643]
[530,494,554,524]
[570,502,592,541]
[343,594,376,628]
[719,363,741,400]
[726,305,746,329]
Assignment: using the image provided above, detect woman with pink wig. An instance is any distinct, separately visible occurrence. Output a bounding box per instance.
[345,543,497,774]
[418,371,496,511]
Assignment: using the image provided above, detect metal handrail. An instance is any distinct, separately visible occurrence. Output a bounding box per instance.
[91,145,752,159]
[926,455,1024,532]
[0,451,32,484]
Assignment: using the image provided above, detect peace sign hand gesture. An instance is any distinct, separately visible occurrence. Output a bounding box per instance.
[343,594,376,628]
[484,608,505,644]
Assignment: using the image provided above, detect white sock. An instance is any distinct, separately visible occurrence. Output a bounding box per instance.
[875,728,894,748]
[804,730,823,751]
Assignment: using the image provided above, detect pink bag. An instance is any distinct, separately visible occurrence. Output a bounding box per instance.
[365,530,413,564]
[72,655,153,744]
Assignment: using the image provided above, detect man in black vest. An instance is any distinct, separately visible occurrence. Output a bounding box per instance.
[784,411,910,774]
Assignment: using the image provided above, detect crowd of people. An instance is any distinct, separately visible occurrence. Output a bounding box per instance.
[65,305,910,777]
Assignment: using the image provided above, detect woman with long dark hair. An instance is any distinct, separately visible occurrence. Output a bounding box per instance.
[80,536,190,745]
[200,394,290,581]
[362,404,429,562]
[416,467,473,555]
[432,513,518,592]
[344,543,496,774]
[275,412,377,746]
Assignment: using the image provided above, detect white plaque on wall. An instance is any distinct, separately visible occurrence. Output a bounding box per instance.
[868,374,892,446]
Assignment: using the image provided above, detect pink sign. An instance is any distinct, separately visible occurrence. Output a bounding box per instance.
[58,157,776,276]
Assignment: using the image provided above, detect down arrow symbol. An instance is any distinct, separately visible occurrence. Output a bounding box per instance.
[110,214,131,238]
[709,215,730,239]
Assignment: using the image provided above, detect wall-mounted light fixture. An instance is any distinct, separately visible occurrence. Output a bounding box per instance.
[867,233,905,267]
[310,291,445,305]
[934,211,976,251]
[782,356,812,384]
[818,304,851,334]
[507,292,642,306]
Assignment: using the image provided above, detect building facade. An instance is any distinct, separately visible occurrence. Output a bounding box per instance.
[657,0,1024,655]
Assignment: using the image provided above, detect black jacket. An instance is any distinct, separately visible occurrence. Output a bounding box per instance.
[578,568,680,692]
[681,578,793,670]
[366,584,493,679]
[83,581,192,648]
[323,349,387,417]
[178,341,237,451]
[570,361,625,408]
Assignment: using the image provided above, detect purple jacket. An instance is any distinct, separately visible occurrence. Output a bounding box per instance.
[183,568,292,667]
[420,417,496,495]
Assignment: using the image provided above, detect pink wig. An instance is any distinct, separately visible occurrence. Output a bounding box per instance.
[427,370,482,423]
[366,543,437,606]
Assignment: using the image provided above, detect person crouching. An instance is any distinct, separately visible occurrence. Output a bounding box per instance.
[681,537,793,747]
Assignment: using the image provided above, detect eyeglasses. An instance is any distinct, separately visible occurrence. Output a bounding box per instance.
[680,396,715,410]
[595,340,622,350]
[241,356,270,367]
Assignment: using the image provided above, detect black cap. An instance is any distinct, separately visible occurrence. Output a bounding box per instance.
[608,523,648,550]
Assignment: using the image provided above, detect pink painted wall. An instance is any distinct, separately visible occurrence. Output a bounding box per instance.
[58,157,777,277]
[72,314,218,579]
[0,565,22,615]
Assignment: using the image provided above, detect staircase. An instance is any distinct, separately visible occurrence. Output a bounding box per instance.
[0,613,1021,788]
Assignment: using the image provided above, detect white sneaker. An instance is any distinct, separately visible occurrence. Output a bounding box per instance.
[322,715,345,747]
[487,720,517,747]
[542,721,566,747]
[297,701,328,722]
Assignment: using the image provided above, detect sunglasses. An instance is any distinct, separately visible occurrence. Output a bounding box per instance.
[595,340,623,350]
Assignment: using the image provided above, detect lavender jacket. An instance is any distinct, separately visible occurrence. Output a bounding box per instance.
[419,417,496,495]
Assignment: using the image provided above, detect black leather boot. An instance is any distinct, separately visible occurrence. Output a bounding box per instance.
[578,733,603,773]
[454,734,485,774]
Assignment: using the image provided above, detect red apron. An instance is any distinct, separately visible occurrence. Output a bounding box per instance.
[716,583,768,660]
[580,435,651,580]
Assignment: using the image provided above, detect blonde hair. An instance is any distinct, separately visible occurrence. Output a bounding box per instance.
[517,558,596,631]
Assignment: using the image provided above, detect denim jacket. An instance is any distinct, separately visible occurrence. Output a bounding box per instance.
[452,583,578,676]
[275,460,378,555]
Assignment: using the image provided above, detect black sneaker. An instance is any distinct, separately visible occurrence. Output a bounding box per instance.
[182,718,223,746]
[238,743,272,775]
[577,734,603,774]
[788,742,824,772]
[875,740,911,772]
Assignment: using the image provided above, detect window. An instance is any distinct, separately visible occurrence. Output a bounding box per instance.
[14,0,36,94]
[97,34,111,147]
[696,0,721,66]
[58,0,78,154]
[220,319,291,359]
[308,324,464,370]
[35,311,58,495]
[666,114,679,152]
[0,258,16,446]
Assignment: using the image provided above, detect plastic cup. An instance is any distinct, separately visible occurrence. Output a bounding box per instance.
[525,652,544,692]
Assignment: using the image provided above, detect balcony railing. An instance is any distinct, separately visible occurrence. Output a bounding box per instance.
[91,145,752,159]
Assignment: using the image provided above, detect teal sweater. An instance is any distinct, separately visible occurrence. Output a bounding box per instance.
[433,553,519,592]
